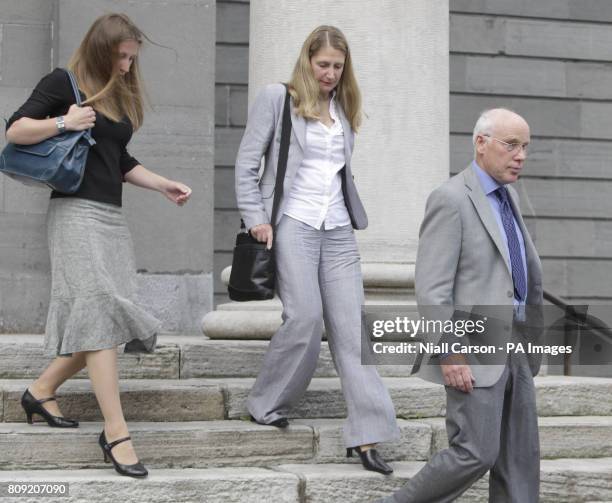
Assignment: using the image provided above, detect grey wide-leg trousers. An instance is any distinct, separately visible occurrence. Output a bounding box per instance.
[247,215,400,447]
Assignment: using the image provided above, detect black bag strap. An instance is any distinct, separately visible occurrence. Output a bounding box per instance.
[63,68,95,144]
[240,84,292,233]
[270,84,292,229]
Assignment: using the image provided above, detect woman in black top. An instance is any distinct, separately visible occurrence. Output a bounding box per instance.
[5,13,191,478]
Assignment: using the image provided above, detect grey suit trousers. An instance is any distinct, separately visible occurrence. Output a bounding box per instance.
[381,350,539,503]
[247,215,400,447]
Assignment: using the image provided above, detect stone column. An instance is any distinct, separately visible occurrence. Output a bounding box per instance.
[0,0,55,332]
[203,0,449,338]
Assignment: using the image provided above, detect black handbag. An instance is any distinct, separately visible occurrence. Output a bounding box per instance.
[228,85,292,301]
[0,69,95,194]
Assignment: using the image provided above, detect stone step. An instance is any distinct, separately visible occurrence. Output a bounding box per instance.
[0,421,312,470]
[180,338,414,378]
[1,379,226,422]
[0,416,610,471]
[0,419,430,470]
[1,459,612,502]
[0,335,182,380]
[277,459,612,503]
[2,376,612,422]
[9,334,612,383]
[0,335,414,379]
[424,416,612,459]
[221,376,612,420]
[307,416,612,462]
[0,467,300,503]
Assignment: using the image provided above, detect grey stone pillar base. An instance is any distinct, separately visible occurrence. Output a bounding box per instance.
[202,263,414,340]
[138,273,212,334]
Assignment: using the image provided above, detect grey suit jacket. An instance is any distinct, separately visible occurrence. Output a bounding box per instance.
[235,83,368,231]
[413,165,544,387]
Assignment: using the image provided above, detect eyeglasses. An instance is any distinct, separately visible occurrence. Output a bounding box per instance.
[482,134,529,154]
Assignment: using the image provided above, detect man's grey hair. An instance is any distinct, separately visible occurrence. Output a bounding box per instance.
[472,107,518,155]
[472,109,496,146]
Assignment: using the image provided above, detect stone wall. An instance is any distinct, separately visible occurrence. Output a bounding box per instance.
[450,0,612,304]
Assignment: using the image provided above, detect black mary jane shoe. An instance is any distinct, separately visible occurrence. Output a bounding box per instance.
[249,414,289,428]
[21,389,79,428]
[347,446,393,475]
[99,431,148,479]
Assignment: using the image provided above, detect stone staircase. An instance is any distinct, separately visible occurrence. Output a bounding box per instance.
[1,334,612,502]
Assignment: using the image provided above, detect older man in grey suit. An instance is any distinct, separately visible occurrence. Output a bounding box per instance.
[378,108,543,502]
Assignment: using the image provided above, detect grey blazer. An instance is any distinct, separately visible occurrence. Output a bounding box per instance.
[413,165,544,387]
[235,83,368,231]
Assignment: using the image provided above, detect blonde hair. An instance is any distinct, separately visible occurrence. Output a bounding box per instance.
[288,25,362,131]
[68,13,145,130]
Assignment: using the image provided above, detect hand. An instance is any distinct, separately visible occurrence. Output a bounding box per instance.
[440,354,475,393]
[64,104,96,131]
[250,223,273,250]
[161,180,192,206]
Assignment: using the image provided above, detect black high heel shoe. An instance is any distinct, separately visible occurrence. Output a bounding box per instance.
[249,414,289,428]
[99,431,148,478]
[347,446,393,475]
[21,389,79,428]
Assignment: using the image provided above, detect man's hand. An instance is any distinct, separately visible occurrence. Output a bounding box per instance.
[440,354,475,393]
[250,223,273,250]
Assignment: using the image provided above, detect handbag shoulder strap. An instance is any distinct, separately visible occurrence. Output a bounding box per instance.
[62,69,95,144]
[270,84,292,229]
[239,84,291,233]
[63,69,82,106]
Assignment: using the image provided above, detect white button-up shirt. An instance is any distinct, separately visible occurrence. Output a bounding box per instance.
[283,95,351,230]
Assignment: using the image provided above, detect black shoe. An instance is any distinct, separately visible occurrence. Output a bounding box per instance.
[21,389,79,428]
[249,414,289,428]
[347,446,393,475]
[99,431,148,478]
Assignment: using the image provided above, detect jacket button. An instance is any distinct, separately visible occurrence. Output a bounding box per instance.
[507,291,513,298]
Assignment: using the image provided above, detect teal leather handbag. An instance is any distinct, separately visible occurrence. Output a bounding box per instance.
[0,69,95,193]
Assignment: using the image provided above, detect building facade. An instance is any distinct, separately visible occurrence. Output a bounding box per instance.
[1,0,611,332]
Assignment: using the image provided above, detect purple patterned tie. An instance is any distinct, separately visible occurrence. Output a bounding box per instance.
[496,186,527,301]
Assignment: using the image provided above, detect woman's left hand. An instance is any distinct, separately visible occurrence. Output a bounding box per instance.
[162,180,192,206]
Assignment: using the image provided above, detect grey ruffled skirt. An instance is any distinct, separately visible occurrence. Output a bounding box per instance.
[44,198,160,357]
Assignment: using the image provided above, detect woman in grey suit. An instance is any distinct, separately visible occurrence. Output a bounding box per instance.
[235,25,399,474]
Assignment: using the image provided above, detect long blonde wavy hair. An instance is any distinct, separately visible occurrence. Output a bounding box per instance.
[288,25,362,132]
[68,13,145,130]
